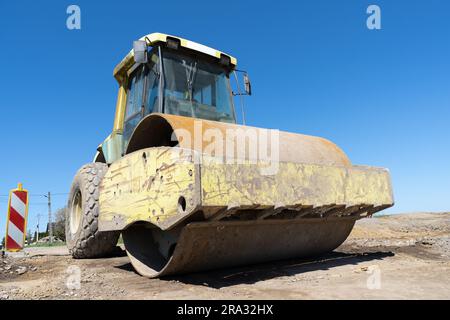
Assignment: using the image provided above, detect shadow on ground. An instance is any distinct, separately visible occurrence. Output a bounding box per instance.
[115,250,394,289]
[105,246,128,258]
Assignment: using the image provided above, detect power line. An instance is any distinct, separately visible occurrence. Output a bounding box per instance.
[0,192,68,197]
[29,193,68,197]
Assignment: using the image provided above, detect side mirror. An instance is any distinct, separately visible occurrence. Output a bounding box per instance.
[244,73,252,96]
[133,40,148,64]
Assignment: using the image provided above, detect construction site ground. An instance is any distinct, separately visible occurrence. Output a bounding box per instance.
[0,212,449,300]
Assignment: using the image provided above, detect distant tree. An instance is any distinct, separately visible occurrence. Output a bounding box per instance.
[1,236,5,248]
[35,231,47,241]
[53,207,67,241]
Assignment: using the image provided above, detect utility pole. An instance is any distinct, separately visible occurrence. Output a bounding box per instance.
[44,192,53,244]
[36,213,41,242]
[48,192,52,244]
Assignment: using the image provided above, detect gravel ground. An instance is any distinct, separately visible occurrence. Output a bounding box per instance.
[0,212,449,300]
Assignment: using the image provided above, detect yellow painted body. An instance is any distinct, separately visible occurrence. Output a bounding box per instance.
[201,161,392,209]
[99,147,198,231]
[113,32,237,83]
[97,33,394,234]
[112,85,127,133]
[98,147,393,232]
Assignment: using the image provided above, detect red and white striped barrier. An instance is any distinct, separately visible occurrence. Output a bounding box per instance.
[5,183,29,251]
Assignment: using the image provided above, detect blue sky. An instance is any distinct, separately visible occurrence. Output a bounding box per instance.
[0,0,449,237]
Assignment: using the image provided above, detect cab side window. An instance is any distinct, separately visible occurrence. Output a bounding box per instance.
[125,67,145,119]
[123,53,161,150]
[123,67,145,149]
[146,62,160,115]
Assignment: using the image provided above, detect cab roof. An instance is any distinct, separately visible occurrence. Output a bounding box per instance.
[113,32,237,83]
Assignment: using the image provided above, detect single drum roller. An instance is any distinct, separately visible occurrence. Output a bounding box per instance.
[66,33,394,277]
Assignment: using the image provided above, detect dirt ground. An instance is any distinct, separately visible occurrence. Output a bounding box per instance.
[0,212,449,300]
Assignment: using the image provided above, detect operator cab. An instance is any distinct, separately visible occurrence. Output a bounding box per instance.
[122,36,238,148]
[97,33,251,164]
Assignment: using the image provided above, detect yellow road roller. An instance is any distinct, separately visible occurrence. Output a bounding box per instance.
[66,33,394,277]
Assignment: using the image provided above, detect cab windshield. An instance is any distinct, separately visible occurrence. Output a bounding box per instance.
[162,49,236,123]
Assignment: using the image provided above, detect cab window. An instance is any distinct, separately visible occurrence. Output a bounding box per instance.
[123,52,161,150]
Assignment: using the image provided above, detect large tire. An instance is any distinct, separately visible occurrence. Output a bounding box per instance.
[66,163,120,258]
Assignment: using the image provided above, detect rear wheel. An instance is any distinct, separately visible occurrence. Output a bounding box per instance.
[66,163,120,258]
